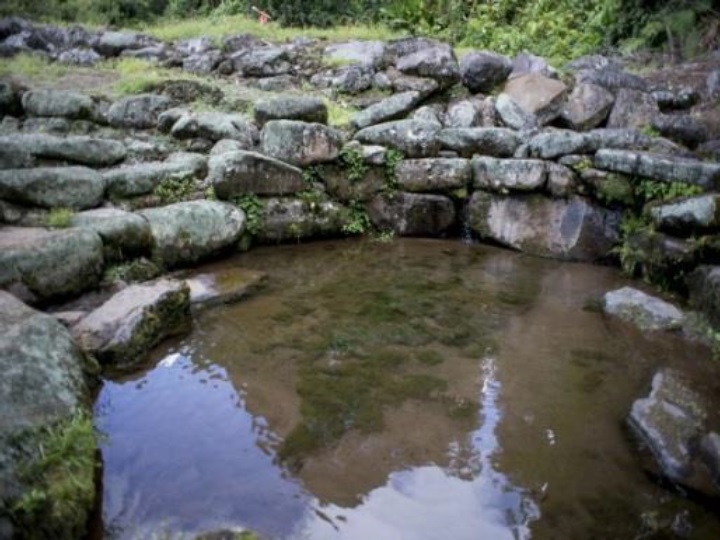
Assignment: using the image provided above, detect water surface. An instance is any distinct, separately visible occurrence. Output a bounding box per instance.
[94,239,720,539]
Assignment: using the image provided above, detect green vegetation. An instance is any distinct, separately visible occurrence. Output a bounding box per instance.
[153,175,196,204]
[341,199,371,235]
[45,208,74,229]
[634,178,703,206]
[11,410,97,540]
[103,258,162,284]
[324,99,357,129]
[383,148,403,193]
[233,194,264,236]
[338,146,368,185]
[613,214,654,277]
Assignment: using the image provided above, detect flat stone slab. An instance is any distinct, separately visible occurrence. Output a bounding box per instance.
[594,149,720,189]
[72,278,190,365]
[170,111,259,145]
[104,152,207,198]
[472,157,547,192]
[367,192,455,236]
[0,227,103,302]
[185,267,267,309]
[21,88,96,119]
[209,150,304,199]
[0,166,105,209]
[603,287,684,331]
[254,95,328,127]
[649,194,720,235]
[354,120,441,158]
[438,127,520,158]
[0,134,126,167]
[351,91,422,130]
[396,158,470,192]
[260,120,343,167]
[70,208,152,262]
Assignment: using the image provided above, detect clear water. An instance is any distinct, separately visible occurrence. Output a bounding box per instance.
[93,239,720,539]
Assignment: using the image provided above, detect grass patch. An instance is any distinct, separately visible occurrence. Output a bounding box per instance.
[45,208,74,229]
[324,98,357,128]
[0,54,81,82]
[11,410,97,540]
[139,14,400,45]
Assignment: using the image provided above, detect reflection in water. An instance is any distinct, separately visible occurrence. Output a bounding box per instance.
[297,357,539,540]
[94,239,720,540]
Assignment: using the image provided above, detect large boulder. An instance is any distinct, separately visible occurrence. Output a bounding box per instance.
[594,149,720,189]
[628,370,717,496]
[438,127,520,158]
[325,40,386,68]
[469,193,619,261]
[106,94,173,129]
[0,166,105,209]
[354,120,441,158]
[650,195,720,235]
[472,157,547,193]
[231,46,291,76]
[104,152,206,198]
[72,279,190,365]
[260,120,343,167]
[258,198,350,243]
[560,83,615,131]
[0,134,126,167]
[170,111,259,145]
[351,91,423,130]
[395,44,460,88]
[607,88,659,130]
[460,51,512,94]
[21,89,96,120]
[254,95,327,127]
[526,130,594,159]
[94,31,146,57]
[367,192,455,236]
[0,291,93,539]
[602,287,684,331]
[396,158,471,192]
[500,73,568,126]
[494,93,537,130]
[651,114,708,148]
[182,50,222,74]
[0,227,103,302]
[209,150,304,198]
[139,200,245,268]
[443,98,484,129]
[70,208,152,262]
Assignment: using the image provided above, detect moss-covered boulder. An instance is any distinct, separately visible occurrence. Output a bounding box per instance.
[72,278,190,366]
[0,166,105,210]
[0,291,95,540]
[70,208,152,263]
[0,134,126,167]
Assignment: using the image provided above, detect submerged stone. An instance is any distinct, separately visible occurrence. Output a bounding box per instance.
[602,287,684,331]
[185,267,267,309]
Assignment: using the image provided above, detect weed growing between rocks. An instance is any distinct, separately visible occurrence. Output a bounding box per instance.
[44,208,74,228]
[153,175,196,204]
[341,200,371,235]
[11,410,97,540]
[383,148,403,193]
[102,258,162,285]
[338,146,368,185]
[233,194,264,237]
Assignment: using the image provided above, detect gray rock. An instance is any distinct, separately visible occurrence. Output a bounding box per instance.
[316,163,386,203]
[0,166,104,209]
[155,79,223,105]
[594,149,720,189]
[607,89,659,130]
[502,73,567,126]
[0,80,22,117]
[139,200,245,268]
[0,290,91,533]
[0,133,126,166]
[565,55,620,72]
[354,120,441,158]
[0,139,34,169]
[603,287,684,331]
[157,107,187,132]
[469,193,619,261]
[104,152,206,198]
[472,157,547,192]
[629,370,708,486]
[707,70,720,98]
[95,31,145,57]
[253,74,299,92]
[367,192,455,236]
[700,432,720,485]
[546,162,578,198]
[261,120,343,166]
[259,198,350,242]
[443,98,483,129]
[560,83,615,131]
[396,158,471,192]
[494,93,537,130]
[438,127,520,158]
[687,266,720,327]
[330,64,374,94]
[325,40,386,68]
[182,50,222,74]
[0,227,103,302]
[383,37,441,65]
[176,36,214,56]
[209,150,304,198]
[72,278,190,365]
[70,208,151,262]
[526,130,594,159]
[650,195,720,235]
[460,51,512,93]
[170,111,259,144]
[510,52,557,79]
[57,47,101,66]
[396,45,459,88]
[209,139,246,156]
[120,45,167,61]
[185,267,267,309]
[411,104,444,127]
[231,46,291,76]
[254,95,327,126]
[107,94,173,129]
[221,33,265,54]
[651,114,708,147]
[21,116,71,134]
[351,91,422,130]
[391,75,439,96]
[22,89,95,119]
[577,68,648,92]
[698,139,720,161]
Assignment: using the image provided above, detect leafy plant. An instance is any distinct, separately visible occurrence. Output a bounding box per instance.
[233,194,265,236]
[45,208,74,229]
[612,214,653,276]
[153,175,196,204]
[339,146,368,184]
[342,199,371,235]
[298,189,326,214]
[634,178,703,206]
[383,148,404,193]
